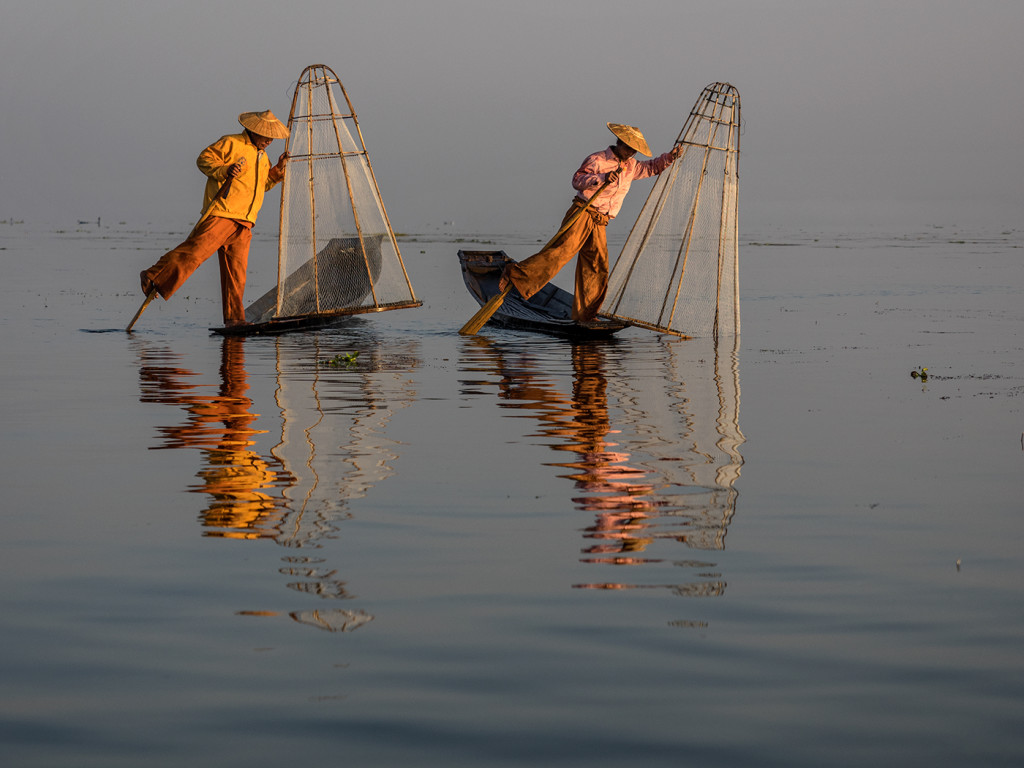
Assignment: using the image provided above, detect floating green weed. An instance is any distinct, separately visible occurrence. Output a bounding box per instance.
[321,352,359,368]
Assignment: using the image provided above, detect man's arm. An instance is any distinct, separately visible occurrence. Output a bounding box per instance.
[572,150,615,192]
[267,152,289,189]
[633,144,683,180]
[196,135,239,182]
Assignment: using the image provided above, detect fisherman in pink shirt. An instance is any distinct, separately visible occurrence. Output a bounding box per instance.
[501,123,683,323]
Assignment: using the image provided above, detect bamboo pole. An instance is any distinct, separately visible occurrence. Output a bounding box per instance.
[125,288,158,332]
[305,72,321,314]
[663,87,731,334]
[276,72,302,318]
[661,141,713,332]
[332,62,419,304]
[324,66,379,308]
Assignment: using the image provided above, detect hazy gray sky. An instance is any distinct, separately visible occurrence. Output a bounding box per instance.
[3,0,1022,233]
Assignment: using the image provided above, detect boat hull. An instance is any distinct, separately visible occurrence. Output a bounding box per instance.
[210,300,421,336]
[458,250,629,339]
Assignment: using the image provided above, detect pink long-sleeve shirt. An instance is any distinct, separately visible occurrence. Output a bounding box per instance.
[572,147,674,218]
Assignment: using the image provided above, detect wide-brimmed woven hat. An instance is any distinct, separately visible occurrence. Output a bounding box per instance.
[238,110,289,140]
[607,123,651,156]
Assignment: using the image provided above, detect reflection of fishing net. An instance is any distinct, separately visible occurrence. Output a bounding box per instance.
[247,64,420,324]
[290,609,374,633]
[602,82,740,338]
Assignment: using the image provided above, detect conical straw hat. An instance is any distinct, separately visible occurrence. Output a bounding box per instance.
[238,109,289,140]
[607,123,651,156]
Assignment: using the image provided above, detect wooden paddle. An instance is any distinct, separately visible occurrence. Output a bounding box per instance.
[458,177,614,336]
[125,288,159,333]
[126,160,245,332]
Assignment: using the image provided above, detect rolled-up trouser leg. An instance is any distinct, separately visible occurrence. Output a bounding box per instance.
[142,216,238,300]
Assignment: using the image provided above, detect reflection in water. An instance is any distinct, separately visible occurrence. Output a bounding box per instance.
[138,338,288,537]
[135,334,419,631]
[460,335,743,597]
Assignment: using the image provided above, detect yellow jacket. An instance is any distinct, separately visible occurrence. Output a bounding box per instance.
[196,132,284,225]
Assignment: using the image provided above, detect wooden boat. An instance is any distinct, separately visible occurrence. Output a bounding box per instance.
[210,313,357,337]
[458,250,630,339]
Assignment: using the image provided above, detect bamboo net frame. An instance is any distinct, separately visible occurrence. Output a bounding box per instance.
[602,82,741,339]
[245,64,420,325]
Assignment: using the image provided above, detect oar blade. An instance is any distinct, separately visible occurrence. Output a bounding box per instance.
[459,286,511,336]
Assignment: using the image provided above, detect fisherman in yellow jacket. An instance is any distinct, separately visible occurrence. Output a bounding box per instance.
[140,110,290,327]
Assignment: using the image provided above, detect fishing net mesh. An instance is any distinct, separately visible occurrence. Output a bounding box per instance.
[603,83,740,338]
[248,65,418,323]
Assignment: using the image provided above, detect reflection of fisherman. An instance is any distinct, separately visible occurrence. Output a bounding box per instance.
[195,338,280,537]
[501,123,683,322]
[140,110,290,326]
[492,341,656,561]
[139,337,284,538]
[137,339,379,627]
[565,344,656,561]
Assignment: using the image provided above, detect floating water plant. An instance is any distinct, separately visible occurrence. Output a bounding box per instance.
[910,366,928,381]
[321,352,359,368]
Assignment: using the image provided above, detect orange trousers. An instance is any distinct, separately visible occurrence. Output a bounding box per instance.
[142,215,253,324]
[505,199,610,321]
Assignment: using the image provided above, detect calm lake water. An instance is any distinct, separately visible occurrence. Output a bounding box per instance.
[2,222,1022,767]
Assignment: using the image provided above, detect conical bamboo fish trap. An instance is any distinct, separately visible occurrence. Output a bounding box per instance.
[602,82,741,338]
[245,64,421,326]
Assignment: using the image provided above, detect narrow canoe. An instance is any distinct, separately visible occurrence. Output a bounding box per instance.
[458,250,629,339]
